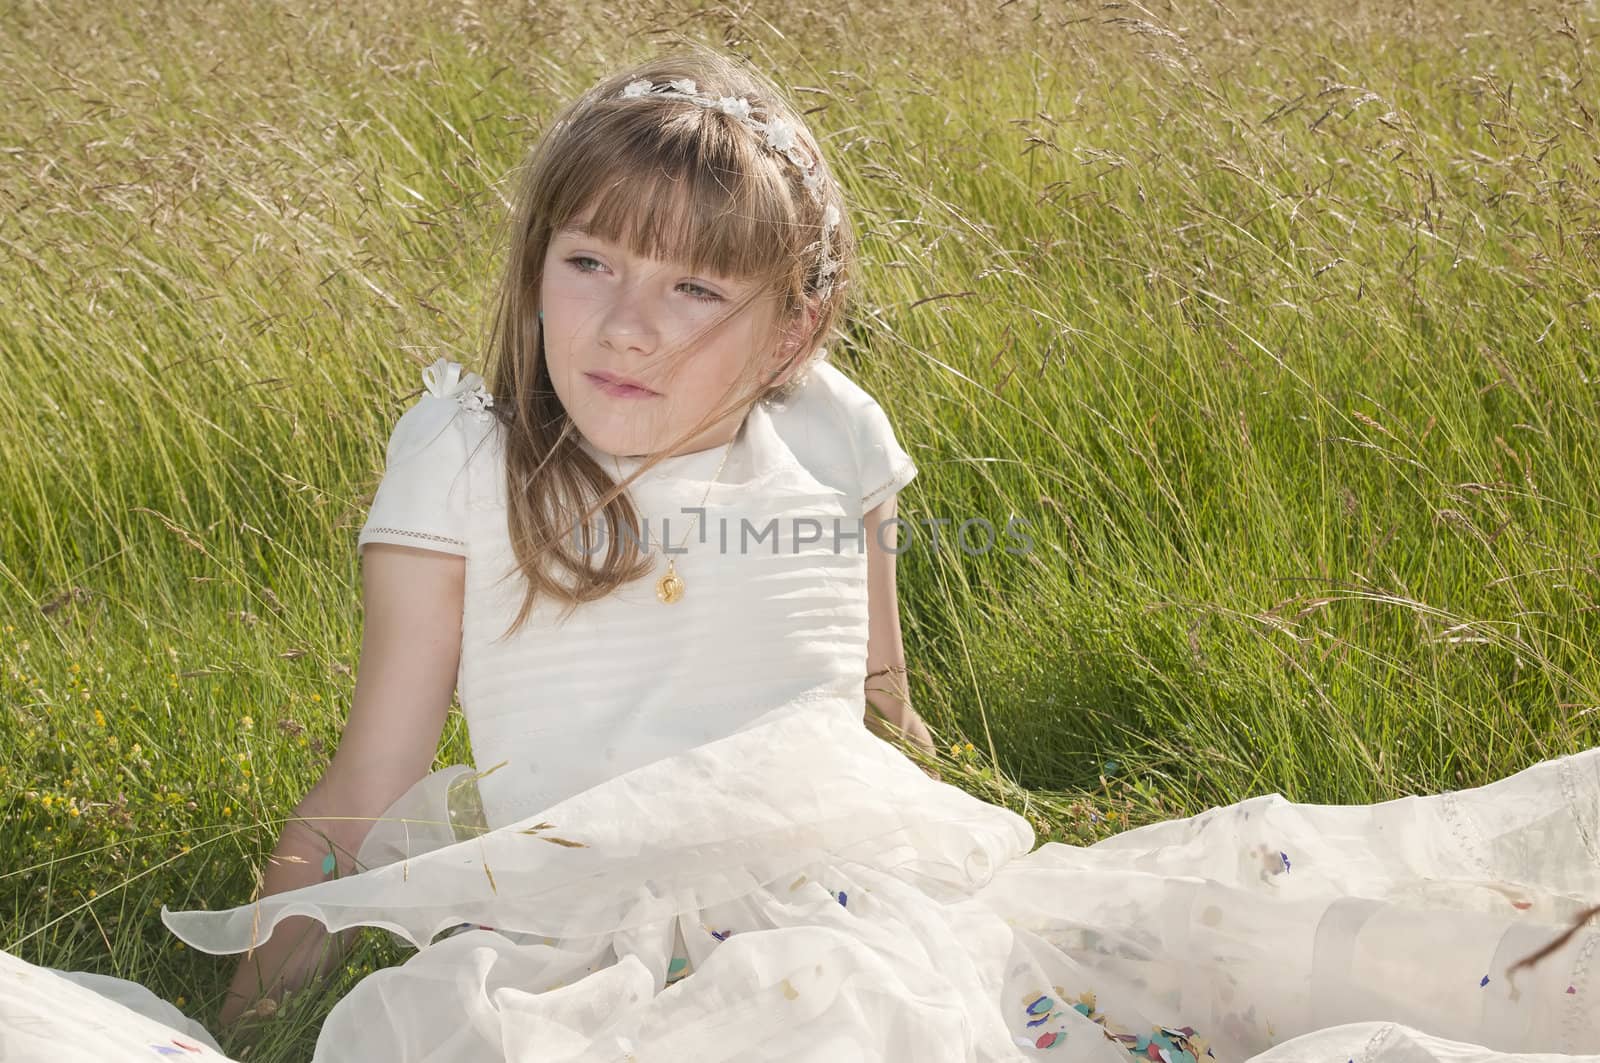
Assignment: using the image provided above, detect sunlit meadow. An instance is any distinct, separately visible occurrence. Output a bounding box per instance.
[3,0,1598,1055]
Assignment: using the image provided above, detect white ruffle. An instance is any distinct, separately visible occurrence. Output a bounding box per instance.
[4,692,1599,1061]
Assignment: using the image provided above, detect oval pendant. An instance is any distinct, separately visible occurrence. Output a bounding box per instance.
[656,560,684,604]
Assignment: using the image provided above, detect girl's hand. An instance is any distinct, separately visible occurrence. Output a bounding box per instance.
[217,986,273,1030]
[215,989,278,1042]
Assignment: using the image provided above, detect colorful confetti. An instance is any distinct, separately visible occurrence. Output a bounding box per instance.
[1017,988,1211,1059]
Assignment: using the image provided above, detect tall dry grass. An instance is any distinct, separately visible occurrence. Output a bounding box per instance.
[3,0,1598,1054]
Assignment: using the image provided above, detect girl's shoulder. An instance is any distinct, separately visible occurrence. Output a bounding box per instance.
[764,356,917,514]
[380,358,500,462]
[357,358,500,557]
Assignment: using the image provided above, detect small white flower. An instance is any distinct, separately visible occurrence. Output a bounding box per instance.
[422,358,495,421]
[667,78,697,96]
[822,204,840,230]
[622,79,653,99]
[459,387,495,419]
[764,117,797,153]
[715,95,752,121]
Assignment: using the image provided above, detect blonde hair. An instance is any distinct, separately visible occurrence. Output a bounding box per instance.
[478,45,856,635]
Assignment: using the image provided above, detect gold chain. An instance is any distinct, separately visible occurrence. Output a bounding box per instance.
[610,436,736,604]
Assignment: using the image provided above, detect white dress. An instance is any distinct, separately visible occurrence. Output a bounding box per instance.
[4,359,1599,1063]
[352,355,917,827]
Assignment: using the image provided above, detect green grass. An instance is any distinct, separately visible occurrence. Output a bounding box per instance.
[3,0,1599,1056]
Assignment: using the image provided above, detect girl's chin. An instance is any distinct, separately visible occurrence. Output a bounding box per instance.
[574,424,656,459]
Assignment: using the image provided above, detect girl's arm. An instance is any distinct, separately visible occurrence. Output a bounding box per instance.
[217,543,463,1027]
[861,495,938,775]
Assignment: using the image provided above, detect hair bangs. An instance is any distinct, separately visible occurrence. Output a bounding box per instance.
[554,109,800,296]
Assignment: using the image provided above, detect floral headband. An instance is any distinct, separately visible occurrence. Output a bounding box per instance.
[615,77,843,303]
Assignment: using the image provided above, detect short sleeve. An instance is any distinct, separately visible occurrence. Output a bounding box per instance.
[851,384,918,513]
[358,388,478,557]
[781,360,916,514]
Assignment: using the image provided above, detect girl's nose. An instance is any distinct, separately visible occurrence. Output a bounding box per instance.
[598,279,663,356]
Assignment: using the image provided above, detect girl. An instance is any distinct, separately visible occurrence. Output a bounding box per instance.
[4,46,1599,1063]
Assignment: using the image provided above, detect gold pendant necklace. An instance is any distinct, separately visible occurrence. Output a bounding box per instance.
[656,558,687,604]
[611,436,736,605]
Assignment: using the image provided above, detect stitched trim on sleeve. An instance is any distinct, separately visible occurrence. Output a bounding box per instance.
[861,460,916,511]
[362,527,467,547]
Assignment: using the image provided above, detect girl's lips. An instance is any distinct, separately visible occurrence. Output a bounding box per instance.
[586,372,659,399]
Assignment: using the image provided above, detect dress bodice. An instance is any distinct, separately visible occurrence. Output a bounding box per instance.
[358,358,917,826]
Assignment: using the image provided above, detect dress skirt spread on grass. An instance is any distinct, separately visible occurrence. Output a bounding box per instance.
[3,359,1598,1061]
[4,701,1600,1062]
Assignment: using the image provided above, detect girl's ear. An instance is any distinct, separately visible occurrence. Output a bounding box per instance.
[765,299,821,389]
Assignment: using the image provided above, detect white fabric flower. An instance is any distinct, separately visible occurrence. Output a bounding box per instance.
[822,204,840,230]
[422,358,495,421]
[459,388,494,419]
[667,78,697,96]
[622,79,652,99]
[763,117,797,153]
[715,96,752,121]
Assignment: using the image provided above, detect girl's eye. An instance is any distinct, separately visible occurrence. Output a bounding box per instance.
[564,257,722,303]
[679,282,721,303]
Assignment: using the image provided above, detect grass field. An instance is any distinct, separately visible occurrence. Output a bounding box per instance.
[3,0,1599,1055]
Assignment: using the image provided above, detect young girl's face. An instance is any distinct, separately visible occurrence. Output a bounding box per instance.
[541,208,783,459]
